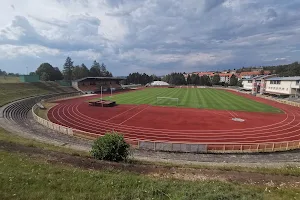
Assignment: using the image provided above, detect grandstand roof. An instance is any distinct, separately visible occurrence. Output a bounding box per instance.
[266,76,300,81]
[73,77,125,82]
[241,75,276,81]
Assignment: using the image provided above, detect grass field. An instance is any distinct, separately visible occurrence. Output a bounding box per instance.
[0,76,20,83]
[1,127,300,199]
[103,88,281,113]
[1,151,299,200]
[0,83,50,106]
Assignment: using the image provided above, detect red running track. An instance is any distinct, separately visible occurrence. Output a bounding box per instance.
[48,91,300,147]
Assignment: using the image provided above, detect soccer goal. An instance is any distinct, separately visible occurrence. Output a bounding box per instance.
[156,97,179,106]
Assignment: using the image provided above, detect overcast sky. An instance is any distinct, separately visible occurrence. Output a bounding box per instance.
[0,0,300,76]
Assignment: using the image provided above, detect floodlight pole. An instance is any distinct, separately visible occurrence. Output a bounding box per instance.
[101,86,103,107]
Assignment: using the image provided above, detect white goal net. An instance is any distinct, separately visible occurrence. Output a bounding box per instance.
[156,97,179,106]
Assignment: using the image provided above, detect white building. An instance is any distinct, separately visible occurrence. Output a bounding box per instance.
[148,81,169,86]
[241,75,276,94]
[241,79,253,91]
[265,77,300,96]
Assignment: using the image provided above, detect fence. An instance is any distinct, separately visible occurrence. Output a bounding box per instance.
[137,140,300,153]
[32,92,300,153]
[257,94,300,107]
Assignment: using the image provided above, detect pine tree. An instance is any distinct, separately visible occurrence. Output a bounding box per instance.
[89,60,101,77]
[63,57,74,81]
[80,63,89,78]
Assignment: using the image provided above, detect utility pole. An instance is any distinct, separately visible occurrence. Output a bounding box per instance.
[26,67,28,75]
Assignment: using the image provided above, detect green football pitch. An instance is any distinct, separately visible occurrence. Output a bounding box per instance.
[102,88,281,113]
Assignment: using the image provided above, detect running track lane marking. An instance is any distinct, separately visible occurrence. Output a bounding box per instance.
[49,102,300,142]
[227,111,239,118]
[105,105,140,122]
[72,103,291,133]
[119,105,150,125]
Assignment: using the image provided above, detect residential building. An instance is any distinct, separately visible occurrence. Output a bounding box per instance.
[219,73,233,83]
[241,75,276,94]
[265,77,300,96]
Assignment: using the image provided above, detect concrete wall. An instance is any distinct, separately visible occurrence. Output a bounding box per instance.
[72,81,79,91]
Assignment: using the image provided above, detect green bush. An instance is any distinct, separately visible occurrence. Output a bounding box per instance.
[90,132,130,162]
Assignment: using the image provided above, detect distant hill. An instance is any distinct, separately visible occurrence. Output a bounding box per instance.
[236,62,300,77]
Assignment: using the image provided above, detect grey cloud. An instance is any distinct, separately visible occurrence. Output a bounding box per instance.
[1,0,300,75]
[266,8,277,20]
[0,15,106,52]
[203,0,225,12]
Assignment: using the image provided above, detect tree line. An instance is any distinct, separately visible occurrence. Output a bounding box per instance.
[125,72,161,85]
[235,61,300,77]
[161,73,239,86]
[262,62,300,77]
[33,57,113,81]
[0,69,19,76]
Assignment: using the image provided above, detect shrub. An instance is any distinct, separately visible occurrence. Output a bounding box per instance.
[90,132,130,162]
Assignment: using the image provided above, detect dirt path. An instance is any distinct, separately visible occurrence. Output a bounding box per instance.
[1,140,299,188]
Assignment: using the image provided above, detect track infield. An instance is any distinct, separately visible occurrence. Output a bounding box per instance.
[47,88,300,152]
[97,88,281,113]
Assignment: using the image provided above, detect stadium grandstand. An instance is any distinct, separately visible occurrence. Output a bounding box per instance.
[72,77,124,94]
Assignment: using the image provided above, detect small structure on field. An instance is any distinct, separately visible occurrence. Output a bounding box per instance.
[88,100,116,107]
[19,75,40,83]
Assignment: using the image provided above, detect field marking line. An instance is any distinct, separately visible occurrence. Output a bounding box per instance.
[105,105,140,122]
[227,111,238,118]
[119,105,150,125]
[228,111,234,118]
[231,111,238,117]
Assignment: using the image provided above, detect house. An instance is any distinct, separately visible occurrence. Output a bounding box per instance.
[265,77,300,96]
[218,73,233,83]
[196,72,215,78]
[184,72,215,80]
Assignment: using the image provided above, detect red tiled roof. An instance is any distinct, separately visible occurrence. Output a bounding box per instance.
[218,73,233,77]
[264,70,271,75]
[197,72,215,76]
[240,71,261,76]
